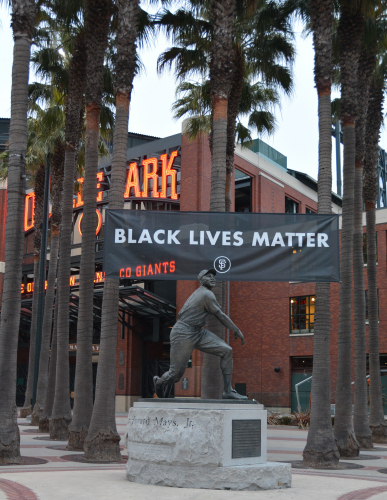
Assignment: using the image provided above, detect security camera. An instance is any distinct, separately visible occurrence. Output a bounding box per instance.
[274,367,280,373]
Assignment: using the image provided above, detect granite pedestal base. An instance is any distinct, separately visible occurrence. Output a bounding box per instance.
[126,399,291,491]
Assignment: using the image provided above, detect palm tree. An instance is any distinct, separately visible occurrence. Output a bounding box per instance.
[157,0,294,397]
[302,0,339,468]
[32,139,65,426]
[68,0,111,451]
[334,0,365,457]
[84,0,140,461]
[0,0,36,464]
[39,293,59,432]
[20,122,48,418]
[38,139,64,431]
[353,35,378,449]
[0,93,60,424]
[17,80,67,426]
[23,161,45,420]
[364,55,387,442]
[50,30,87,440]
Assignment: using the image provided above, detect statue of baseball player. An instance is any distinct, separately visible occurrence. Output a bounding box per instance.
[154,268,247,400]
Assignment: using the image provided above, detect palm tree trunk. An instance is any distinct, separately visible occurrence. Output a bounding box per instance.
[85,0,139,461]
[21,163,45,418]
[335,122,359,457]
[50,33,87,440]
[201,0,236,400]
[67,103,99,449]
[364,82,386,442]
[28,164,46,426]
[353,48,376,449]
[303,2,338,468]
[20,259,39,417]
[32,141,65,426]
[0,0,35,463]
[334,2,364,457]
[68,0,110,450]
[84,99,129,462]
[225,47,244,213]
[353,163,372,448]
[39,294,59,433]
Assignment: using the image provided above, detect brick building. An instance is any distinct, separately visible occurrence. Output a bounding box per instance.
[3,125,387,413]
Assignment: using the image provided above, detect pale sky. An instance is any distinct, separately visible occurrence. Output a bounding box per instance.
[1,4,386,196]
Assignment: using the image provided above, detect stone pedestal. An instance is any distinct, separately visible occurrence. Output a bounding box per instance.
[126,399,291,491]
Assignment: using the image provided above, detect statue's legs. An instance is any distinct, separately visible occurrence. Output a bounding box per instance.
[194,328,233,376]
[154,324,246,399]
[195,329,247,400]
[155,326,198,392]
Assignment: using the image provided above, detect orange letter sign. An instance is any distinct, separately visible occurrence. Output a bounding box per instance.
[24,193,35,231]
[124,163,141,198]
[160,151,178,199]
[142,158,159,198]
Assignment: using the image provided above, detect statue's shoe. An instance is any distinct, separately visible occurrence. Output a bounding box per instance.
[153,376,164,398]
[222,389,248,400]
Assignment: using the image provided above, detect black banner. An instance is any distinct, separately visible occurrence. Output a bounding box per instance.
[103,210,340,282]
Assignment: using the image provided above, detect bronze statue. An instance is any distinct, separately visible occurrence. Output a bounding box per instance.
[154,269,247,399]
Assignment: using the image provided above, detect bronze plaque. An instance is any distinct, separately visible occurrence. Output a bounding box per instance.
[232,419,261,459]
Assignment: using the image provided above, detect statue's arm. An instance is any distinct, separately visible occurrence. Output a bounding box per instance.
[214,309,238,331]
[214,310,245,345]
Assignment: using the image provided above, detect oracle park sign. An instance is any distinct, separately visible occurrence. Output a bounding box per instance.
[103,211,340,282]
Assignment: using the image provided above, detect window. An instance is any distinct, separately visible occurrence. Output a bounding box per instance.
[363,233,378,264]
[306,207,316,214]
[285,197,299,214]
[235,169,252,212]
[290,296,315,334]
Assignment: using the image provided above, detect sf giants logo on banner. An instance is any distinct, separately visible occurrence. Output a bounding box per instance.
[24,151,179,231]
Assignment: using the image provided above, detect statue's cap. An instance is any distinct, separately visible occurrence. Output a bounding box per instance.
[198,268,216,281]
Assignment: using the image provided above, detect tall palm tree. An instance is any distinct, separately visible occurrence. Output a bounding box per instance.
[50,31,87,440]
[353,37,377,449]
[0,0,36,464]
[334,0,364,457]
[302,0,339,468]
[84,0,140,461]
[17,80,67,425]
[157,0,293,397]
[67,0,110,451]
[20,134,45,416]
[39,293,59,432]
[38,139,64,431]
[32,139,65,426]
[198,0,237,399]
[364,55,387,442]
[23,161,45,419]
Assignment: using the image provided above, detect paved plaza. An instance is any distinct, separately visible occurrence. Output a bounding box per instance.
[1,415,387,499]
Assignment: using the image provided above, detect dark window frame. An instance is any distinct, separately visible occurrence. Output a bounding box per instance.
[289,295,315,334]
[235,168,252,213]
[285,196,299,214]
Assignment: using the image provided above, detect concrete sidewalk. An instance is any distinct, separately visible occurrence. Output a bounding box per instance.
[0,416,387,499]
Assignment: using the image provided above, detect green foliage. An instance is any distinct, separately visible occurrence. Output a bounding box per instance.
[0,149,8,181]
[157,0,295,143]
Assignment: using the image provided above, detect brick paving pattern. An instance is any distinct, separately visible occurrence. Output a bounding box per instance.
[0,479,38,500]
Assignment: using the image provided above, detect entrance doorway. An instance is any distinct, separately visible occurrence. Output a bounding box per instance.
[291,357,313,413]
